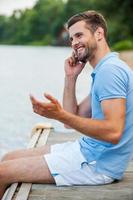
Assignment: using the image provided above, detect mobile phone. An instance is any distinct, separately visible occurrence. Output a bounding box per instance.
[73,53,86,65]
[72,52,79,65]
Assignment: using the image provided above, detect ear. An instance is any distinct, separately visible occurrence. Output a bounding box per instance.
[94,27,104,41]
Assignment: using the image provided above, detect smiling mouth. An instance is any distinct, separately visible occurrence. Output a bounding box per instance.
[75,46,88,63]
[76,46,84,54]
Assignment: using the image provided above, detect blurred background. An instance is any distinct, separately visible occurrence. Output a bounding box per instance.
[0,0,133,158]
[0,0,133,49]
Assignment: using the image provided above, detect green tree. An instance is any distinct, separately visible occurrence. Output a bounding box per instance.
[95,0,133,44]
[63,0,97,22]
[30,0,64,43]
[0,0,132,48]
[0,16,7,42]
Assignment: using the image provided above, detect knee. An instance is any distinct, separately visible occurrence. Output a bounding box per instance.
[0,165,3,180]
[0,163,11,189]
[1,151,16,162]
[1,148,25,162]
[0,163,7,181]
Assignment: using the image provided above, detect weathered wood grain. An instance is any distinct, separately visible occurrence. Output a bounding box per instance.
[3,126,133,200]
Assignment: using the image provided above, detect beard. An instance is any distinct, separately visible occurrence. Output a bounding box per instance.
[76,42,97,63]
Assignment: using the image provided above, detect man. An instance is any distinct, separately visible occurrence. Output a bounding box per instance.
[0,10,133,198]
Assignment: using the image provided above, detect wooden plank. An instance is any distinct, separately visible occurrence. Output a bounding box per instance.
[14,124,52,200]
[27,129,42,148]
[37,128,53,147]
[126,161,133,172]
[2,183,18,200]
[15,184,32,200]
[29,173,133,200]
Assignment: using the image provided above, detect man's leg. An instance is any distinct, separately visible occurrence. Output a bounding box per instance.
[1,145,50,162]
[0,155,55,199]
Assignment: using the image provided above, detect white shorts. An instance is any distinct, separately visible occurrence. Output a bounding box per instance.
[44,140,114,186]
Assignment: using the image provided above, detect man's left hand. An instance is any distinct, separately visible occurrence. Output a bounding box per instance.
[30,93,63,120]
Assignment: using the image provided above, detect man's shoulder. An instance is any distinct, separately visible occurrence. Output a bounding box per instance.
[94,60,130,93]
[102,55,131,71]
[98,58,131,79]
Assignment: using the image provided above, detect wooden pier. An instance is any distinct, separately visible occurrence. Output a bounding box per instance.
[2,123,133,200]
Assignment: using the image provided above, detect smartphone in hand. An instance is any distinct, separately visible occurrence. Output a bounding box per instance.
[72,52,80,65]
[72,52,86,65]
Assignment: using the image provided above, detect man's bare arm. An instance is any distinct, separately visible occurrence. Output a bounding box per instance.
[31,95,126,145]
[63,76,78,115]
[63,54,87,128]
[61,98,126,144]
[77,95,92,118]
[63,76,91,117]
[63,76,91,128]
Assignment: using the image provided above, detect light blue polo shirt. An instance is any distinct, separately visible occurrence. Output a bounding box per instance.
[79,52,133,180]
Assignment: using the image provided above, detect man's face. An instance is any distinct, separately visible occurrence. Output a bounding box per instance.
[68,21,97,63]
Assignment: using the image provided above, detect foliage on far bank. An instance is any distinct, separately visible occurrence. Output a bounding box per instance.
[112,40,133,51]
[0,0,133,50]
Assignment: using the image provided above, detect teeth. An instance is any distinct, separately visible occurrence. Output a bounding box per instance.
[77,47,83,52]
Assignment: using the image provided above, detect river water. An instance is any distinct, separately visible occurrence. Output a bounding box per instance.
[0,45,92,158]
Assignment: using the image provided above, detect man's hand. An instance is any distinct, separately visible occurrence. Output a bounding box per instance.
[64,52,86,78]
[30,93,64,120]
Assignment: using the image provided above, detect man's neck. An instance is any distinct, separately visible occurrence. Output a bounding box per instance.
[89,44,111,68]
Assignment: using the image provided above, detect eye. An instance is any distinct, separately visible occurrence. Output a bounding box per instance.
[68,37,72,46]
[76,33,83,38]
[69,37,73,42]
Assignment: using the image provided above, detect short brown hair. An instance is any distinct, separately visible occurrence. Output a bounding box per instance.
[66,10,107,40]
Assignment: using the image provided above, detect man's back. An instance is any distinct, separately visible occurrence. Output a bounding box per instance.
[79,52,133,180]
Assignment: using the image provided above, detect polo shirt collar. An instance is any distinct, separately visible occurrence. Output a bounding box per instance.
[91,52,119,78]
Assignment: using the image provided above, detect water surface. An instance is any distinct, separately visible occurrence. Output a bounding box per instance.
[0,45,92,158]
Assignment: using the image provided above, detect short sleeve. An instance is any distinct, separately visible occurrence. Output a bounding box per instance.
[94,65,128,102]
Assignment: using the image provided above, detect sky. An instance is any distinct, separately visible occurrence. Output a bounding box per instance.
[0,0,38,16]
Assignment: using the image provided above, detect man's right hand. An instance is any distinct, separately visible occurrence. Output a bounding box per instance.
[64,53,86,78]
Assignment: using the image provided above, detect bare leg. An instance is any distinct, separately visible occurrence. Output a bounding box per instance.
[0,145,52,199]
[1,145,51,162]
[0,156,55,199]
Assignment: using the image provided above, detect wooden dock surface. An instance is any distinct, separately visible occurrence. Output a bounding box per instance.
[3,124,133,200]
